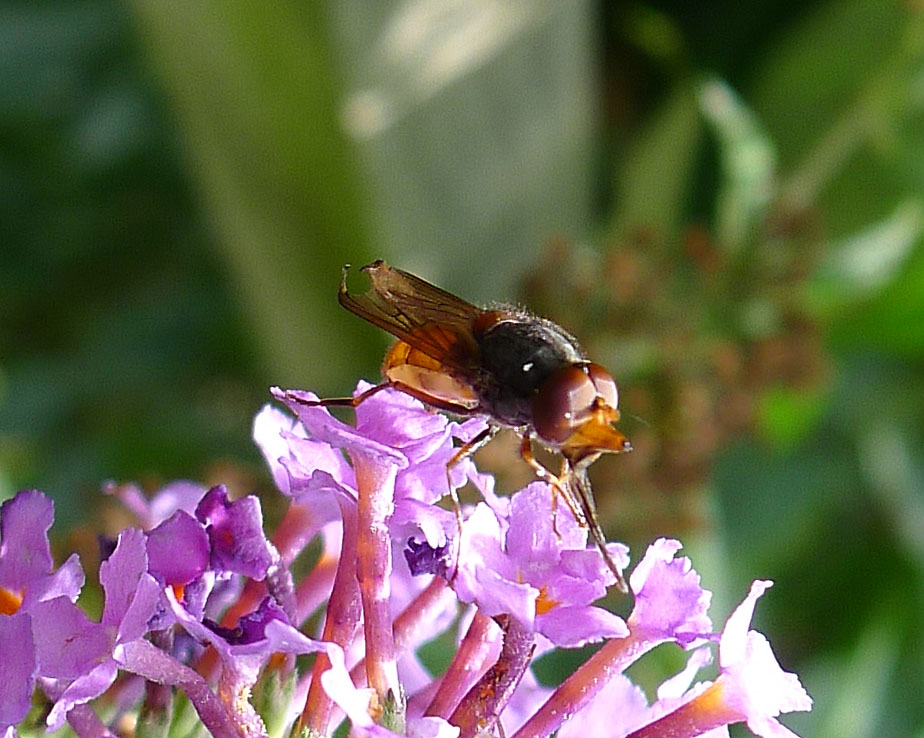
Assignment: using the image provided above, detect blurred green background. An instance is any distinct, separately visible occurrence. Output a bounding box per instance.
[2,0,924,735]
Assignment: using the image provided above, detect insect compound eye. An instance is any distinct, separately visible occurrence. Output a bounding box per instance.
[531,365,597,444]
[586,363,619,410]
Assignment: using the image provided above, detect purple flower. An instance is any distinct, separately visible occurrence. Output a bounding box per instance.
[627,538,713,646]
[165,587,349,738]
[624,581,812,738]
[3,380,813,738]
[453,482,628,647]
[546,581,811,738]
[196,485,275,580]
[146,509,211,587]
[269,386,484,548]
[510,540,714,738]
[43,527,161,730]
[0,491,85,729]
[0,490,84,611]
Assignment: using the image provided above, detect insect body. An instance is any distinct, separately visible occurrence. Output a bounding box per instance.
[310,260,632,590]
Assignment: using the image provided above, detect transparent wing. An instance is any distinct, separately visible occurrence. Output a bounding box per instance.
[338,260,482,373]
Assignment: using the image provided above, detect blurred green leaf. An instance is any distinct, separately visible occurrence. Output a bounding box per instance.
[752,0,922,234]
[750,0,906,170]
[128,0,377,392]
[611,82,703,237]
[812,614,899,738]
[858,420,924,565]
[331,0,598,301]
[757,385,830,451]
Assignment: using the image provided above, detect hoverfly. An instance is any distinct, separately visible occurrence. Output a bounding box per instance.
[296,260,632,591]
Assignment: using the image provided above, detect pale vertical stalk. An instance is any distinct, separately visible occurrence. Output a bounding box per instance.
[301,498,361,736]
[424,611,498,719]
[352,452,405,732]
[350,576,453,684]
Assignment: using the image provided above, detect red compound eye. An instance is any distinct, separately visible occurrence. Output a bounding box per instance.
[531,365,597,444]
[586,363,619,410]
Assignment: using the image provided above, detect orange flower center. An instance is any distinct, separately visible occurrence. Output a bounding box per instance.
[535,585,559,616]
[0,586,24,616]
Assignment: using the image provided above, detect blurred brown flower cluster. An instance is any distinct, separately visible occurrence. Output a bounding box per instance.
[519,222,829,542]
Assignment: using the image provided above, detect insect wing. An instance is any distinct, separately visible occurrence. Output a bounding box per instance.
[339,260,482,373]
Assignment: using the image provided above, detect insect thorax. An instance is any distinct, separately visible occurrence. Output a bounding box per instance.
[473,316,584,427]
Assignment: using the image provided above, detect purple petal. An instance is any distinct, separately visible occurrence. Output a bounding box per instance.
[106,480,208,529]
[353,382,451,457]
[628,539,713,645]
[0,490,54,590]
[205,597,289,646]
[45,661,119,731]
[146,511,210,586]
[21,553,85,609]
[537,604,628,647]
[403,538,453,578]
[717,582,812,732]
[280,432,355,491]
[506,483,586,563]
[253,404,302,494]
[656,646,713,701]
[196,487,273,579]
[287,467,354,524]
[719,580,772,667]
[390,498,456,551]
[30,597,109,680]
[317,640,376,728]
[272,387,407,468]
[100,528,149,627]
[454,504,535,623]
[144,481,208,526]
[0,612,36,726]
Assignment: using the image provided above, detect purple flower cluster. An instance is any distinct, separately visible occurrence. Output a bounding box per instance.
[0,383,811,738]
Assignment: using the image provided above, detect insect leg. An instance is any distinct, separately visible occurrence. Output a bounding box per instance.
[387,381,482,416]
[292,381,394,408]
[518,436,588,529]
[567,468,628,593]
[443,426,497,579]
[522,438,628,592]
[445,425,497,515]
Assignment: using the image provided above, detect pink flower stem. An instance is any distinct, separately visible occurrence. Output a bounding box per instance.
[511,631,665,738]
[350,575,453,683]
[626,682,732,738]
[300,496,362,736]
[449,615,535,738]
[352,451,405,731]
[293,546,338,625]
[425,611,498,719]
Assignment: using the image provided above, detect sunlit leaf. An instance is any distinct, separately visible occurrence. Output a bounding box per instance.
[698,77,776,251]
[810,199,924,314]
